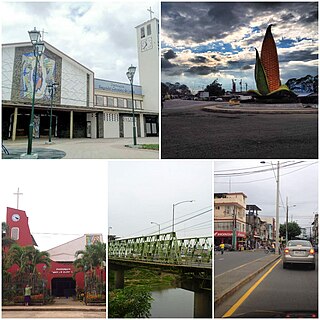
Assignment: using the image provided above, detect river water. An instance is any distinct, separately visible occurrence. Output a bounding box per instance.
[150,288,194,318]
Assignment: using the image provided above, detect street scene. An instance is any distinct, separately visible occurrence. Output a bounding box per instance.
[214,160,318,317]
[108,161,212,318]
[1,161,107,318]
[2,1,159,159]
[161,2,318,159]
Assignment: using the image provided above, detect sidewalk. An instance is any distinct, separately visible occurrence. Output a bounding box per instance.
[203,103,318,114]
[2,297,106,312]
[214,253,280,305]
[2,137,159,159]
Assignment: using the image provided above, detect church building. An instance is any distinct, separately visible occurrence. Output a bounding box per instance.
[2,16,159,141]
[5,207,104,297]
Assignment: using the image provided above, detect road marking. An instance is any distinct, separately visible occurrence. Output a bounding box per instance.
[215,257,265,278]
[222,259,281,318]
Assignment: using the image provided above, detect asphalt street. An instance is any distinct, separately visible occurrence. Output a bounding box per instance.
[215,256,318,318]
[162,100,318,159]
[215,250,269,276]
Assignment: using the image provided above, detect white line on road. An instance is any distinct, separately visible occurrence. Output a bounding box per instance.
[215,256,265,278]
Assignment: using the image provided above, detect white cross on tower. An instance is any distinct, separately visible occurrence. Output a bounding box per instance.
[147,6,154,20]
[13,187,23,209]
[41,29,48,41]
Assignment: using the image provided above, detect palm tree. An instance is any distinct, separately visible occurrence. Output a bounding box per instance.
[8,244,51,285]
[74,242,106,296]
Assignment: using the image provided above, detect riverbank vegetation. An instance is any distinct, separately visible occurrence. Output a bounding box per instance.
[108,268,180,317]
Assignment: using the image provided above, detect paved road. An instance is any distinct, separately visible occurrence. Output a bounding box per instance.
[214,250,269,276]
[215,257,318,317]
[2,311,106,318]
[162,99,318,159]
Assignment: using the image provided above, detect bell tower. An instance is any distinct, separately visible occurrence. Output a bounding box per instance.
[136,11,159,114]
[6,207,37,247]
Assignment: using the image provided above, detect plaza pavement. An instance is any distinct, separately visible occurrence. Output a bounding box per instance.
[214,252,280,305]
[203,102,318,114]
[2,137,159,159]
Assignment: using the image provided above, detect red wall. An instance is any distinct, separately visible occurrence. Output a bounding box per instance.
[6,207,35,247]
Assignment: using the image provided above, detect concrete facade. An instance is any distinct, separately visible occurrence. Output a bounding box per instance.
[214,193,247,247]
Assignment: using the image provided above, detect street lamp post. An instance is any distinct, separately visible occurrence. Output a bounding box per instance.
[172,200,195,233]
[126,65,137,146]
[27,27,45,155]
[151,221,160,235]
[47,83,59,143]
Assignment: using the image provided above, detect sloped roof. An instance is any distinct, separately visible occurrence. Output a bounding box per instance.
[47,234,103,262]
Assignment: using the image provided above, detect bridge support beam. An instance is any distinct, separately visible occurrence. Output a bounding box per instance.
[194,291,212,318]
[115,269,125,289]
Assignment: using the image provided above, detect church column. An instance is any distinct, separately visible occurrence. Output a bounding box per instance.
[12,107,18,141]
[70,110,73,139]
[139,114,145,137]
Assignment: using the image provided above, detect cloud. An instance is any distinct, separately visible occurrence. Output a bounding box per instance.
[185,66,217,76]
[189,55,209,64]
[163,49,177,60]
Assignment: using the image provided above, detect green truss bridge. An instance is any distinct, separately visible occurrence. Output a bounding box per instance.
[108,232,212,318]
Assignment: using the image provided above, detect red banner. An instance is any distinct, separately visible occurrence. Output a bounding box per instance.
[214,231,247,238]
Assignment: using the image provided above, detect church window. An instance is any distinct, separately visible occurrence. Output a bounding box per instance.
[141,27,145,38]
[11,227,19,240]
[107,96,114,107]
[118,98,125,108]
[147,24,151,36]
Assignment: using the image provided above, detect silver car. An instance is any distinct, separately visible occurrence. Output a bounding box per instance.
[283,240,315,269]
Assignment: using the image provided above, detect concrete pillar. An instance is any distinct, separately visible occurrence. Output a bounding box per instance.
[70,110,73,139]
[12,107,18,141]
[139,114,145,137]
[115,269,125,289]
[194,291,212,318]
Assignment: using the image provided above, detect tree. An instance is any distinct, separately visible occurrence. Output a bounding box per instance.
[2,222,15,248]
[109,287,153,318]
[204,79,225,96]
[279,222,301,240]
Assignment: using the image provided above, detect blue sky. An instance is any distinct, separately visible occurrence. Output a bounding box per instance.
[161,2,318,93]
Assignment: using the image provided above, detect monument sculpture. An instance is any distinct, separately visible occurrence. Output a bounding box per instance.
[250,25,294,100]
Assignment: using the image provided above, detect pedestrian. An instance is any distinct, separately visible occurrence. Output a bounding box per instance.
[24,284,32,306]
[219,242,225,255]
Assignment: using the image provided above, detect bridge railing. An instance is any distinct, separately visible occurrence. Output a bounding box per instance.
[108,232,212,265]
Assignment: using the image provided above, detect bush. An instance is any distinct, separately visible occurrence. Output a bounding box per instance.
[108,287,153,318]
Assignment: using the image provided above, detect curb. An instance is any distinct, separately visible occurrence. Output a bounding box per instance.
[2,307,106,312]
[202,106,318,114]
[214,255,281,305]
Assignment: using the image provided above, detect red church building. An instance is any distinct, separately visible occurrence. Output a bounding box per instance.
[5,207,104,297]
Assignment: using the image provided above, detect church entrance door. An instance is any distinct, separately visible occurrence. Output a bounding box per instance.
[51,278,76,297]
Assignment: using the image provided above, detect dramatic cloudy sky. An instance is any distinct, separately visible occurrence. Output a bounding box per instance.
[1,0,159,85]
[214,161,318,235]
[161,2,318,92]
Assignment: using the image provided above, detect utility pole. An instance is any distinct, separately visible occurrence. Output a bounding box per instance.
[275,161,280,255]
[286,197,289,244]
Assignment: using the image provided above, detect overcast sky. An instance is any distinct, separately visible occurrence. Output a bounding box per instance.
[161,2,318,92]
[214,161,318,233]
[1,0,159,85]
[0,161,107,251]
[108,161,212,239]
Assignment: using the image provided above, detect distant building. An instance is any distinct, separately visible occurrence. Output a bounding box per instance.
[246,204,262,248]
[214,192,247,248]
[312,213,318,244]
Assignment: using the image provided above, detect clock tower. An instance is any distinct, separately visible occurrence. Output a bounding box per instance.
[6,207,37,247]
[136,16,159,117]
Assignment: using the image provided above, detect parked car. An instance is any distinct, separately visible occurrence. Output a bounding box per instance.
[282,240,315,270]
